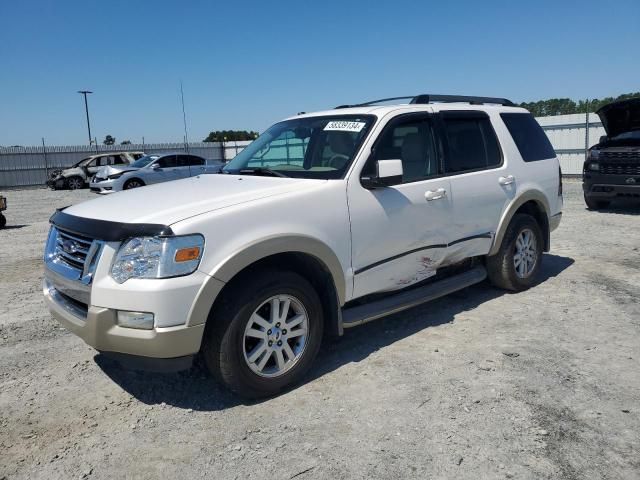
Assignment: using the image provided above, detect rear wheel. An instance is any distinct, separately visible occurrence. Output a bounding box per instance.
[584,194,610,210]
[487,213,544,292]
[202,270,323,398]
[124,178,144,190]
[66,176,84,190]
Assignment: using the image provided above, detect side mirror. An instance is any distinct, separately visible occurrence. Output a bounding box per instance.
[599,135,608,144]
[361,159,403,189]
[152,164,161,170]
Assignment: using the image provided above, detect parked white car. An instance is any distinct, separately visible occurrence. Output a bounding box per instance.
[90,153,223,193]
[44,94,562,397]
[46,152,144,190]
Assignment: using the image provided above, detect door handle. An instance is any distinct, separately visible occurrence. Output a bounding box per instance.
[425,188,447,201]
[499,175,515,185]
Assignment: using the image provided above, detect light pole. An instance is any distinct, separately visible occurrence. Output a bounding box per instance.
[77,90,93,145]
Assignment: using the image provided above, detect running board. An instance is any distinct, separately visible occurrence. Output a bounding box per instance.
[341,265,487,328]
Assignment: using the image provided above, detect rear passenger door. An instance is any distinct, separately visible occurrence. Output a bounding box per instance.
[178,155,206,177]
[438,111,515,261]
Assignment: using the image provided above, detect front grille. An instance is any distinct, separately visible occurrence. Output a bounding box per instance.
[599,152,640,175]
[54,228,94,272]
[600,162,640,175]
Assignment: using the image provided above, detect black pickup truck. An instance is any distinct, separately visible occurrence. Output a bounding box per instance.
[583,98,640,209]
[0,195,6,228]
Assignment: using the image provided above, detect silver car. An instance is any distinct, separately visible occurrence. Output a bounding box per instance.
[90,153,223,193]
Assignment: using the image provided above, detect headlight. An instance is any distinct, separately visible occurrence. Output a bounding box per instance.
[588,149,600,160]
[110,234,204,283]
[108,173,123,180]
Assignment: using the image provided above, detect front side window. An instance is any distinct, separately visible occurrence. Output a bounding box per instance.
[442,114,501,173]
[367,117,439,183]
[223,115,375,179]
[155,155,177,168]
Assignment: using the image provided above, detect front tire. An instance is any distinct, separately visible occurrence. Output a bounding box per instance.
[487,213,544,292]
[584,194,610,210]
[124,178,145,190]
[66,176,84,190]
[202,270,324,398]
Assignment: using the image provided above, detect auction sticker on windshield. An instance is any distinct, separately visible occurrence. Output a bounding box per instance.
[324,121,366,132]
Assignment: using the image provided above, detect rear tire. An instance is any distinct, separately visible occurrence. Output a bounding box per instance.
[66,176,84,190]
[202,270,324,398]
[487,213,543,292]
[584,194,610,210]
[124,178,144,190]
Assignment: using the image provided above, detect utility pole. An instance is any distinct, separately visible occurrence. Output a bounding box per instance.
[180,81,189,153]
[78,90,93,145]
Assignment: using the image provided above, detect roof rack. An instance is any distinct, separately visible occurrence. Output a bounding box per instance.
[335,94,515,109]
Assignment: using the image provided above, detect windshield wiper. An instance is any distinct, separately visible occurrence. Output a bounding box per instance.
[237,167,288,178]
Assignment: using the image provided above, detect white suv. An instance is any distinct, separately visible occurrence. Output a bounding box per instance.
[43,94,563,397]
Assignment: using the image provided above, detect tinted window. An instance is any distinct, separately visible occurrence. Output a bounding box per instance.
[156,155,177,168]
[443,115,501,173]
[371,117,438,183]
[501,113,555,162]
[179,155,205,166]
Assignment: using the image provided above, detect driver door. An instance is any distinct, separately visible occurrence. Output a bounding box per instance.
[347,113,453,299]
[147,155,180,184]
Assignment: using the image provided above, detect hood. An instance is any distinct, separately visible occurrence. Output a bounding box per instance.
[96,164,139,178]
[596,98,640,138]
[64,174,324,225]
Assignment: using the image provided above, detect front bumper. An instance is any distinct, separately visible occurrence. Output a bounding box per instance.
[583,173,640,198]
[44,278,205,360]
[89,178,116,194]
[46,177,66,189]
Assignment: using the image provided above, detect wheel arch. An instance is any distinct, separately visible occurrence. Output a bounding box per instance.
[489,191,551,256]
[188,236,346,337]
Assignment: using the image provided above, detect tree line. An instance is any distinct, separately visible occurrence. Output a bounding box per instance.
[203,130,259,142]
[519,92,640,117]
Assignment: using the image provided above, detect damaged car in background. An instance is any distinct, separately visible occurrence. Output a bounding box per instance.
[583,97,640,209]
[46,152,144,190]
[89,153,224,193]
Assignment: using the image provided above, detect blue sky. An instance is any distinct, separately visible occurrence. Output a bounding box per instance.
[0,0,638,146]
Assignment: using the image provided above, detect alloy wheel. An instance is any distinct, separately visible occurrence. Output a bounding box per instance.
[242,294,309,378]
[513,228,538,278]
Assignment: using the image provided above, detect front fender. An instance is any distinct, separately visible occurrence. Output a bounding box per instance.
[187,235,346,327]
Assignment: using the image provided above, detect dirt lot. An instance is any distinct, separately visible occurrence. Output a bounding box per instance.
[0,181,638,480]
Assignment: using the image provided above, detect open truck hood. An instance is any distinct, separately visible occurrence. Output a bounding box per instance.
[597,98,640,138]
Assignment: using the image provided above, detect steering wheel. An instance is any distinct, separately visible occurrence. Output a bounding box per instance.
[327,154,349,169]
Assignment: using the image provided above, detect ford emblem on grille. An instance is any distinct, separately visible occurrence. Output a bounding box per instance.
[61,239,79,254]
[626,177,637,184]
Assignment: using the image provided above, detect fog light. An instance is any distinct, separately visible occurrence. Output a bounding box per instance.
[588,162,600,171]
[117,311,154,330]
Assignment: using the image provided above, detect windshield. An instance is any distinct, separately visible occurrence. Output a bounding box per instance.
[129,155,159,168]
[223,115,376,179]
[72,156,93,167]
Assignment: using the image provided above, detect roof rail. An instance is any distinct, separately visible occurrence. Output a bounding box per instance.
[335,94,515,109]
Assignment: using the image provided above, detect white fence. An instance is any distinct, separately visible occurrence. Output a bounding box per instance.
[536,113,604,175]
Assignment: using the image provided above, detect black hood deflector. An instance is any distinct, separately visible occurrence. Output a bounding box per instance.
[50,209,174,241]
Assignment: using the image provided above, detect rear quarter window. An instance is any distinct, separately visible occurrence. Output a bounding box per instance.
[501,113,556,162]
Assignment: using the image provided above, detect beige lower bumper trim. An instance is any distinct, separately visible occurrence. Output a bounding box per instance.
[44,281,205,358]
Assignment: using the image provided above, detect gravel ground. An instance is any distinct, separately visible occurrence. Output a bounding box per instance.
[0,181,639,480]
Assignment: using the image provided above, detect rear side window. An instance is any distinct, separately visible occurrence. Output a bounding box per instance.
[500,113,555,162]
[442,114,501,173]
